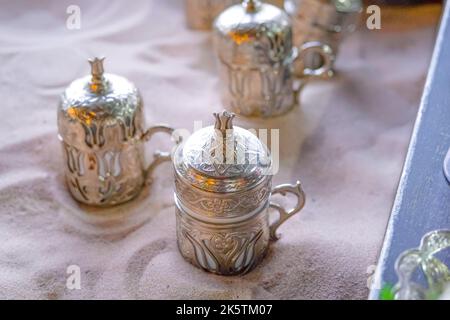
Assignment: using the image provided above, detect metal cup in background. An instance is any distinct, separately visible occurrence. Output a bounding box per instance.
[213,0,334,117]
[285,0,363,77]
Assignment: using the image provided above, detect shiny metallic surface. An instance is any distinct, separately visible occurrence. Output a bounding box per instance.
[58,58,177,207]
[184,0,285,30]
[269,182,306,241]
[174,112,306,275]
[173,111,272,194]
[176,200,271,275]
[286,0,362,75]
[213,0,333,118]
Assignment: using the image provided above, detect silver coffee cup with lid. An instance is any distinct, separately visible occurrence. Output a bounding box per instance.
[213,0,334,117]
[173,111,306,275]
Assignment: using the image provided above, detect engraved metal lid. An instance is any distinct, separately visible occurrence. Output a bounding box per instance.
[174,111,272,193]
[213,0,293,65]
[59,57,141,136]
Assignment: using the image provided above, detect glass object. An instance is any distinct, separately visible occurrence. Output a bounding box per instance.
[394,229,450,300]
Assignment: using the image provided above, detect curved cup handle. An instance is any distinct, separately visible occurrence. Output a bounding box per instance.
[296,41,335,79]
[269,181,306,241]
[141,125,181,184]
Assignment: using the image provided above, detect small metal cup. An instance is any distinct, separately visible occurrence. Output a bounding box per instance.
[184,0,285,30]
[213,0,335,117]
[58,58,180,207]
[174,112,306,275]
[286,0,362,76]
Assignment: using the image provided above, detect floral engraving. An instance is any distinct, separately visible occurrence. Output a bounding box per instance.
[175,179,270,217]
[176,208,269,275]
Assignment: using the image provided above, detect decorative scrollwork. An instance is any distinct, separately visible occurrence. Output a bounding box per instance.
[214,3,296,117]
[219,56,295,117]
[175,178,270,218]
[184,128,264,178]
[176,207,269,275]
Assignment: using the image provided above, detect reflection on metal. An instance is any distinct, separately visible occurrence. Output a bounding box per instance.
[213,1,334,117]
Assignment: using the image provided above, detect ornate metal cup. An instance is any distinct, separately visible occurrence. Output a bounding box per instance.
[213,0,335,118]
[285,0,362,76]
[58,58,179,207]
[173,111,306,275]
[184,0,285,30]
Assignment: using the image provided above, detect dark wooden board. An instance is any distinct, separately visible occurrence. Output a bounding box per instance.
[369,2,450,300]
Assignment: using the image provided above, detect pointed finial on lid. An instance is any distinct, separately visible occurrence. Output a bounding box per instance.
[88,57,106,92]
[214,111,235,135]
[242,0,261,12]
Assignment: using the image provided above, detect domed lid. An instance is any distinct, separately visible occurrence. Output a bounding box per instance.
[59,57,141,125]
[213,0,292,64]
[174,111,272,193]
